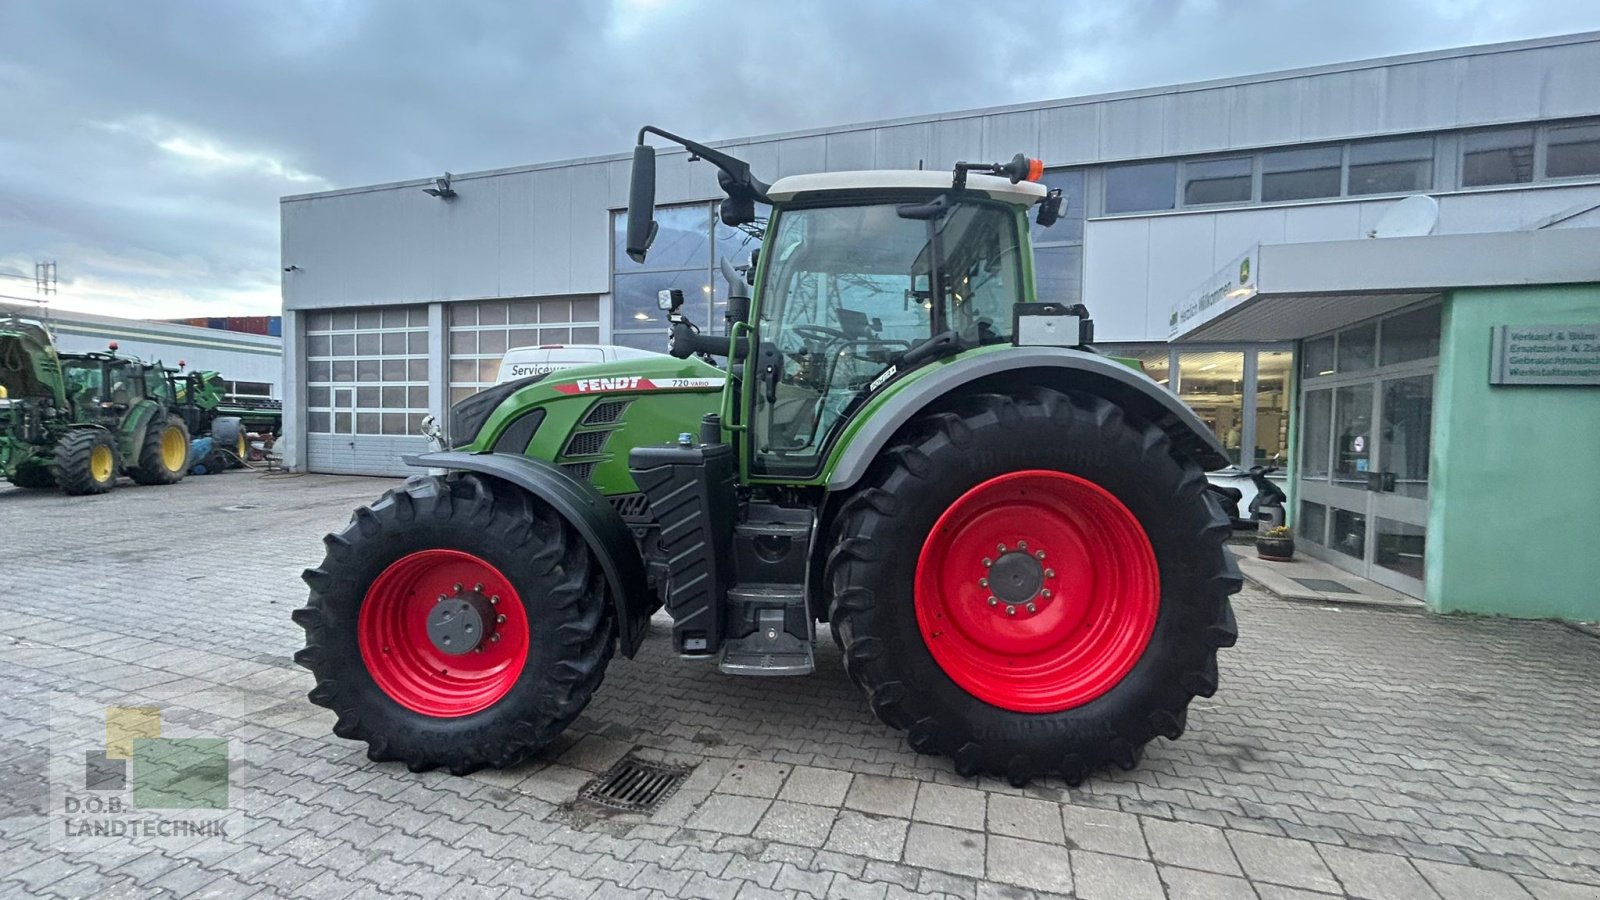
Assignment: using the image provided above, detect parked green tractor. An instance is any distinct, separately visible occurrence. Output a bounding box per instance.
[296,128,1241,785]
[170,367,283,466]
[1,315,191,494]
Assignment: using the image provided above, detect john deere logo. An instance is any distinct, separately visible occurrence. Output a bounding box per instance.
[1239,257,1251,285]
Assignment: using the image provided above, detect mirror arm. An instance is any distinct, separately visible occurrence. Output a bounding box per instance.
[638,126,771,202]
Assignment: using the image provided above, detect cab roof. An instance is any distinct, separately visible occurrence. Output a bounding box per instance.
[766,170,1048,205]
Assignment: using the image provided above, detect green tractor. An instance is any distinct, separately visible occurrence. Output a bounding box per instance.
[170,366,283,467]
[296,128,1241,785]
[1,316,191,494]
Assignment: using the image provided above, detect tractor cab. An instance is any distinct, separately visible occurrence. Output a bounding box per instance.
[624,127,1084,482]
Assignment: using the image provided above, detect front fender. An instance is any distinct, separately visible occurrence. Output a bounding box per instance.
[407,451,652,657]
[825,347,1232,490]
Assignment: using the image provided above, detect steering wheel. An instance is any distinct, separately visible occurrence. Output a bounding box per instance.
[791,324,849,344]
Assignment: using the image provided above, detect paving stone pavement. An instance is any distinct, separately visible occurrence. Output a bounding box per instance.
[2,472,1599,899]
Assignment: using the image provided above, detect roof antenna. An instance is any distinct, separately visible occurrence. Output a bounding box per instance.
[917,159,924,170]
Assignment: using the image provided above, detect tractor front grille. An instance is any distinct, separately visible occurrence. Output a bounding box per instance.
[561,461,596,481]
[564,429,611,457]
[582,399,631,426]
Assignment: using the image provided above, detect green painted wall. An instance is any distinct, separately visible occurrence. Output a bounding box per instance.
[1428,284,1600,620]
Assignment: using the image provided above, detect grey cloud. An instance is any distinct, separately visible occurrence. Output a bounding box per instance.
[1,0,1597,315]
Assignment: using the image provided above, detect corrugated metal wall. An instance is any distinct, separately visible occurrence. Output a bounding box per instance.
[281,34,1600,316]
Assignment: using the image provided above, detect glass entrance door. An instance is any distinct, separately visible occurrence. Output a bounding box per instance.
[1295,303,1440,596]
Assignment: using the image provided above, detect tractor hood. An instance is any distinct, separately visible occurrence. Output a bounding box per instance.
[0,321,66,406]
[447,353,725,496]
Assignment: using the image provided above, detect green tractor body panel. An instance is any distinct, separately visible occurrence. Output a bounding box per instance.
[451,355,723,496]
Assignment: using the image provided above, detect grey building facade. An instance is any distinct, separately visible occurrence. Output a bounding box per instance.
[279,31,1600,484]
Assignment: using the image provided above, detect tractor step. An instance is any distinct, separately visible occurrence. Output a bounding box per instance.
[719,586,814,676]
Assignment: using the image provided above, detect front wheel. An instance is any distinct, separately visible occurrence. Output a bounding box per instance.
[129,415,189,485]
[294,473,614,774]
[827,388,1240,786]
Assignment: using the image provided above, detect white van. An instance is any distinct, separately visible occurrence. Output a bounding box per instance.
[495,344,665,384]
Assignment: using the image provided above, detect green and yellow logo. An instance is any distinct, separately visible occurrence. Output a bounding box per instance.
[82,707,228,810]
[1239,257,1251,285]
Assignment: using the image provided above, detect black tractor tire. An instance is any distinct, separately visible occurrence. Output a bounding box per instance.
[128,415,190,486]
[10,461,57,489]
[826,387,1240,787]
[52,429,119,495]
[294,472,615,775]
[210,416,246,468]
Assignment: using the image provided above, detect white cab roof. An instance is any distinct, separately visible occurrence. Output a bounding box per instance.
[766,171,1047,205]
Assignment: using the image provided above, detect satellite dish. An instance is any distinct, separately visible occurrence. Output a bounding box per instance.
[1369,195,1439,238]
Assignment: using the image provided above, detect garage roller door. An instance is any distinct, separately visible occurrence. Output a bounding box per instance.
[304,307,430,476]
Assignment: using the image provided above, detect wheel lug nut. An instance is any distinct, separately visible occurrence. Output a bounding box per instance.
[1042,589,1053,598]
[1026,602,1037,613]
[1044,569,1055,578]
[490,633,501,642]
[978,578,989,587]
[997,543,1007,553]
[474,583,484,593]
[436,594,446,603]
[490,595,500,605]
[982,558,992,567]
[1035,550,1046,560]
[987,596,998,607]
[1006,605,1016,616]
[496,614,506,623]
[453,583,463,592]
[1018,541,1028,550]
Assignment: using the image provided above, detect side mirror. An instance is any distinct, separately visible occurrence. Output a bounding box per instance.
[625,144,658,263]
[746,248,760,286]
[1036,188,1065,227]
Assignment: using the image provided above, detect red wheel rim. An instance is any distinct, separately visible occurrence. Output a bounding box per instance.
[358,550,530,717]
[915,470,1159,713]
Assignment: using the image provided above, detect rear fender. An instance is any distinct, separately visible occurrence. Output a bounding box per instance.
[407,450,652,657]
[826,348,1232,491]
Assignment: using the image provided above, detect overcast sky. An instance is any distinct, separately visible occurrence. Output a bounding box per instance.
[2,1,1598,318]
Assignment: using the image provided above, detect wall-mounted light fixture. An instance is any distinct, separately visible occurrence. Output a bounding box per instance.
[423,174,457,199]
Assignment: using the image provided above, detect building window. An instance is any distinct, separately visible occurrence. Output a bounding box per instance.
[1545,121,1600,180]
[447,298,600,404]
[1104,161,1176,214]
[1347,138,1433,195]
[1299,500,1327,545]
[1261,147,1342,202]
[225,381,273,399]
[1182,158,1252,206]
[305,307,429,436]
[1175,350,1246,465]
[1254,349,1291,466]
[1462,128,1535,186]
[611,202,765,350]
[1379,304,1441,366]
[1031,169,1086,306]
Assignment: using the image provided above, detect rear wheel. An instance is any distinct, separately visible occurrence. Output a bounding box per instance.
[294,473,615,774]
[53,429,118,495]
[129,415,189,485]
[827,387,1240,786]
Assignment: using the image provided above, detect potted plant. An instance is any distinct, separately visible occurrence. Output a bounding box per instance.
[1255,525,1295,561]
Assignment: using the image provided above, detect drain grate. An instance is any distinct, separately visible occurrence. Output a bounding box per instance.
[577,756,693,814]
[1292,577,1358,594]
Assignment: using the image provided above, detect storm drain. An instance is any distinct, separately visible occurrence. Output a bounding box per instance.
[577,756,692,814]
